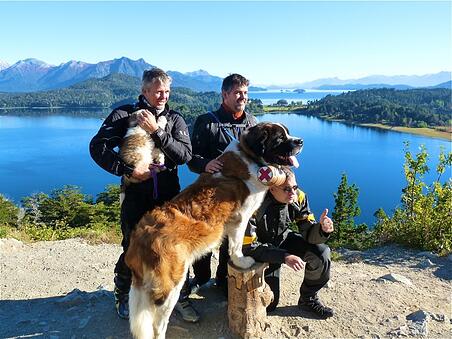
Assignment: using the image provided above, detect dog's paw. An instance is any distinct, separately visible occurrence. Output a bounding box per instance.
[233,256,255,269]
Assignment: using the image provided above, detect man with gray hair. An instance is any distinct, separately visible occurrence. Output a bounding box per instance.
[90,67,197,321]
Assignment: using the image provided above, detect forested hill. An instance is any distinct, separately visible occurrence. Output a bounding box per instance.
[0,73,263,121]
[0,73,140,109]
[303,88,451,128]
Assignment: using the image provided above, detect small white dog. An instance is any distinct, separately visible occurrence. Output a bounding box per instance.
[119,109,167,185]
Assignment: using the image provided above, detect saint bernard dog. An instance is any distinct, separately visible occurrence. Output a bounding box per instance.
[120,109,168,185]
[125,122,303,339]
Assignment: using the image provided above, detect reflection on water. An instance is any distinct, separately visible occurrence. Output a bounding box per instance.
[0,107,110,118]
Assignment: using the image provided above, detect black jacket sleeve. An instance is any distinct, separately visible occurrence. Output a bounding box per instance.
[89,108,134,177]
[187,114,212,174]
[243,216,288,265]
[293,194,330,244]
[151,112,192,166]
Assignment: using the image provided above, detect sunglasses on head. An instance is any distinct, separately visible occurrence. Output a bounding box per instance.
[280,185,298,193]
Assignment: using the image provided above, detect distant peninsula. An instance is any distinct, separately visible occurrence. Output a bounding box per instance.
[249,86,267,91]
[300,88,451,140]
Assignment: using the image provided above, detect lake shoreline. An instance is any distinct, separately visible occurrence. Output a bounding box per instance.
[263,110,451,141]
[2,105,450,141]
[358,123,451,141]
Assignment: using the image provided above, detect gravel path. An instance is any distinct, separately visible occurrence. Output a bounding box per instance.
[1,238,450,339]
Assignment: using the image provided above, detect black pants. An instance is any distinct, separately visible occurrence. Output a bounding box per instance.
[263,232,331,312]
[114,180,191,300]
[192,238,229,286]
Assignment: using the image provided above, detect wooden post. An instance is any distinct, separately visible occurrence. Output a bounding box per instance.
[227,261,273,338]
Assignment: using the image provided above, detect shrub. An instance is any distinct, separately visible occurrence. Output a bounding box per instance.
[18,185,121,243]
[374,144,452,255]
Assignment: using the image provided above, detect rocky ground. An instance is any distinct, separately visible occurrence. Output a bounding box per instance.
[0,238,450,339]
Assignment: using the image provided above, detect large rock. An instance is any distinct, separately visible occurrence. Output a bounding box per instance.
[416,259,435,269]
[416,251,438,259]
[406,310,429,322]
[56,288,89,307]
[407,309,446,323]
[375,273,413,286]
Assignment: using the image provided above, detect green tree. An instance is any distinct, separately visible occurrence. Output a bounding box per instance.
[0,195,19,228]
[276,99,288,106]
[96,184,121,205]
[38,186,93,229]
[332,173,360,237]
[95,184,121,223]
[330,173,370,249]
[21,192,47,227]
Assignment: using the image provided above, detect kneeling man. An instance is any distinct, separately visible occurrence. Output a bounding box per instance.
[243,166,334,319]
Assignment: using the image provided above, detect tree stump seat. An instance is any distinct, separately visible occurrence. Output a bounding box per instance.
[227,261,273,338]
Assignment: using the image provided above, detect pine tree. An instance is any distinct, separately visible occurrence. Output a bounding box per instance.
[331,173,369,249]
[0,195,19,228]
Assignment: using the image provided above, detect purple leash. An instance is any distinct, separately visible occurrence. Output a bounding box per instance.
[150,164,166,199]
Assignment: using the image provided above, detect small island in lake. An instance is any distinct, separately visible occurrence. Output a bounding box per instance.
[293,88,306,93]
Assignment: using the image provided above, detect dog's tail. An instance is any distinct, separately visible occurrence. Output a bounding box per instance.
[129,284,154,339]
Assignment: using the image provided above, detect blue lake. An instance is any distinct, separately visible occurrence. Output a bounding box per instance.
[0,112,450,226]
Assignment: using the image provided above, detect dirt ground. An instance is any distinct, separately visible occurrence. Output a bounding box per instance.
[0,238,450,339]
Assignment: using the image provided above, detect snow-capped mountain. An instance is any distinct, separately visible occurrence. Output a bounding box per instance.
[0,57,225,92]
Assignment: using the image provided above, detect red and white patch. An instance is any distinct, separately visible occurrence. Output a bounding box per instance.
[258,166,274,183]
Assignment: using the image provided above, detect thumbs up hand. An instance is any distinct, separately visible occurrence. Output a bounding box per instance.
[320,208,334,233]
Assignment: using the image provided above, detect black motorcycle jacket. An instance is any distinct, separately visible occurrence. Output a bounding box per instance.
[188,105,257,174]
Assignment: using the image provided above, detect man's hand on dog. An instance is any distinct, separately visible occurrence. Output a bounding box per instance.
[138,110,158,134]
[320,208,334,233]
[285,254,305,272]
[205,159,223,173]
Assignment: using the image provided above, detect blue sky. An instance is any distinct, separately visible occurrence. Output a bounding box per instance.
[0,1,450,85]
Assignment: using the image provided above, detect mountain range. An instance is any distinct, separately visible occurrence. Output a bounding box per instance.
[0,57,450,92]
[292,72,451,90]
[0,57,222,93]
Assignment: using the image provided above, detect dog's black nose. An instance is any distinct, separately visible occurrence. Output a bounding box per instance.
[294,138,303,146]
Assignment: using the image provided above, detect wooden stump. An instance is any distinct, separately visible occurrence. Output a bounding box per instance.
[227,261,273,338]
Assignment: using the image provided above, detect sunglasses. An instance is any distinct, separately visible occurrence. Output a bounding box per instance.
[279,185,298,193]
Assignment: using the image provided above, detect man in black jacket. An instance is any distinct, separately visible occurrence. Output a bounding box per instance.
[188,73,257,293]
[89,68,199,322]
[243,167,335,319]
